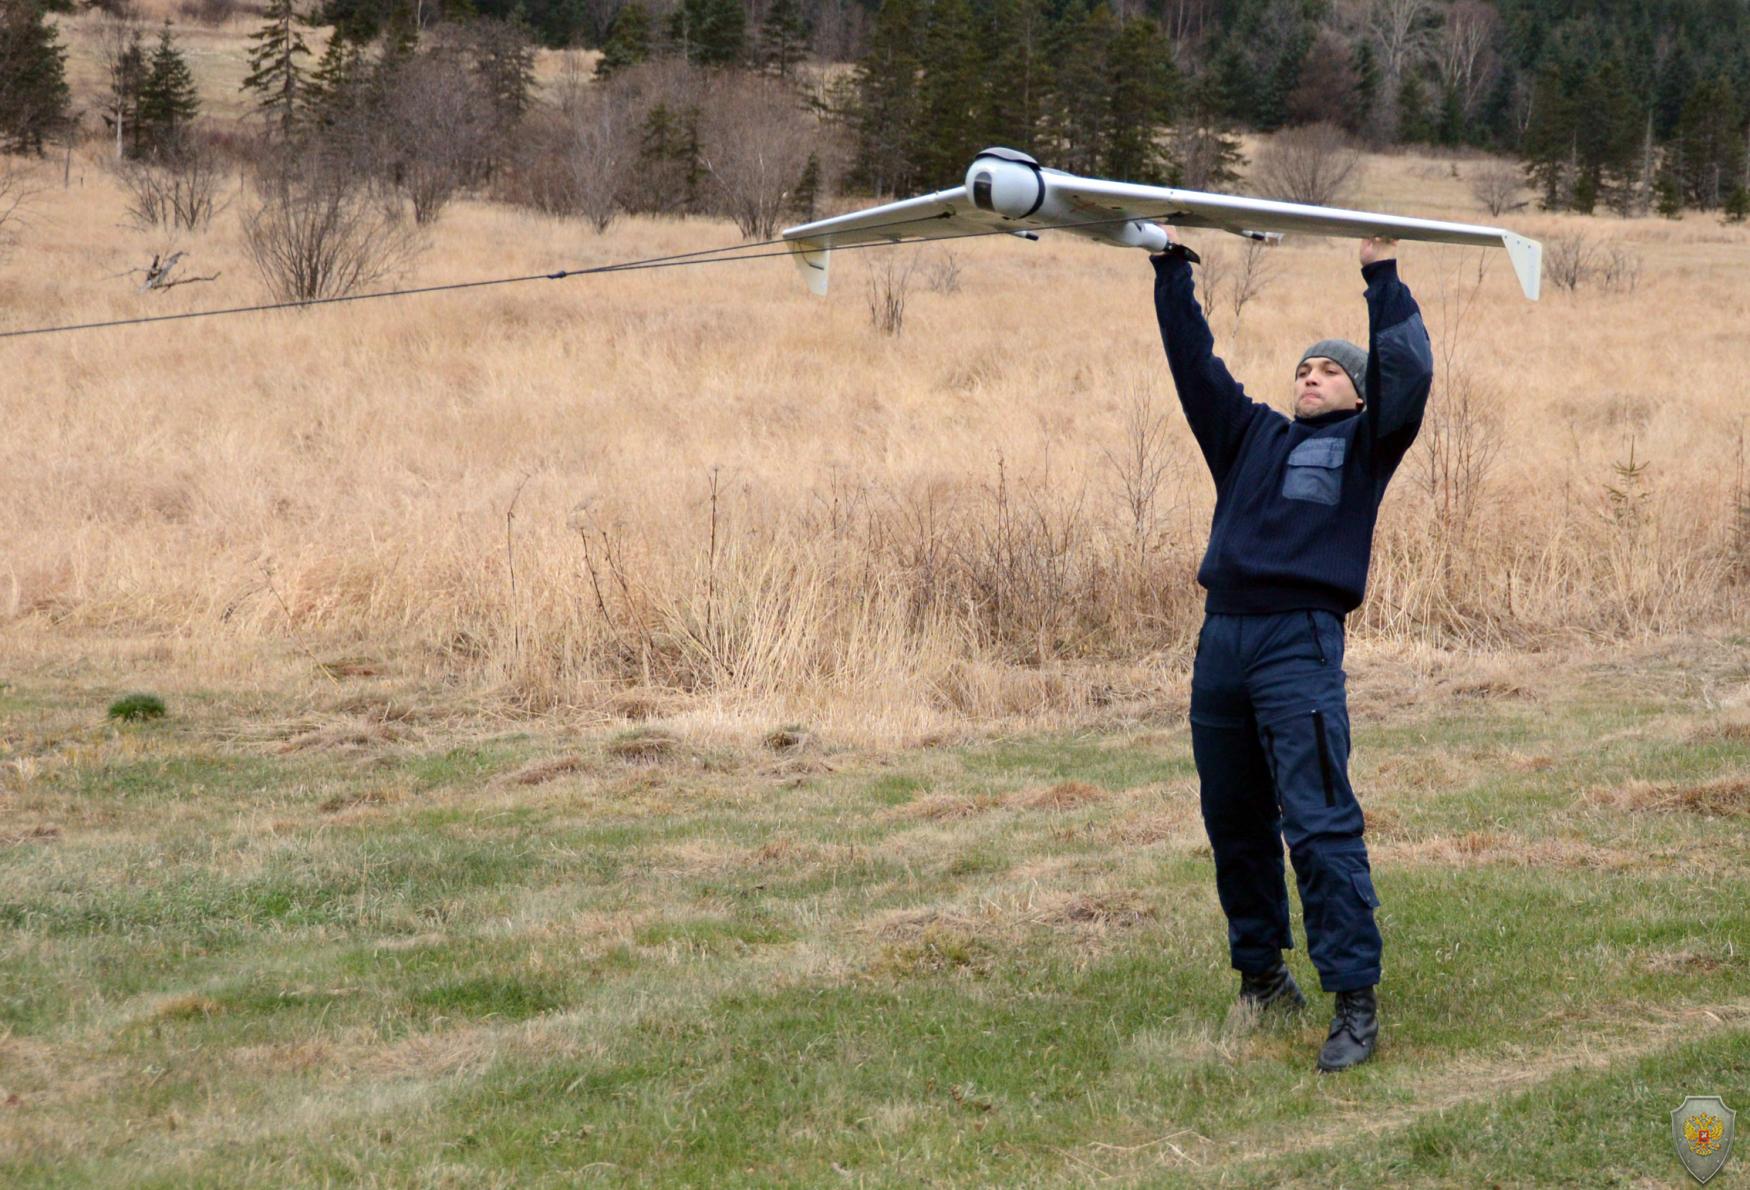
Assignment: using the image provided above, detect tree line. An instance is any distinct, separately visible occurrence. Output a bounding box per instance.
[4,0,1748,220]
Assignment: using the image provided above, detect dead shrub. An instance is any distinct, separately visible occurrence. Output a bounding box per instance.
[1469,160,1525,216]
[509,65,635,232]
[242,150,423,302]
[924,250,962,294]
[0,161,39,262]
[699,72,820,239]
[1252,122,1365,206]
[865,254,917,335]
[1544,232,1595,292]
[374,47,496,225]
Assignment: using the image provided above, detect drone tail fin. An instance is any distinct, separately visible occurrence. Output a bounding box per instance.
[1501,232,1542,301]
[789,239,830,296]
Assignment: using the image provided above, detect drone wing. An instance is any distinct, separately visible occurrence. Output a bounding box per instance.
[782,148,1542,300]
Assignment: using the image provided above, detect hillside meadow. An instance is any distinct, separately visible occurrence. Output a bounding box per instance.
[3,126,1749,735]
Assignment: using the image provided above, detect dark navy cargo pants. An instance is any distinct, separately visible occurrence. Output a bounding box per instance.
[1190,609,1382,992]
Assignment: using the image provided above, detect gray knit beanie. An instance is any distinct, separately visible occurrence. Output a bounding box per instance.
[1297,339,1368,406]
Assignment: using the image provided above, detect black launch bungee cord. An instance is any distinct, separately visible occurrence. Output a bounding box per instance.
[0,207,1186,342]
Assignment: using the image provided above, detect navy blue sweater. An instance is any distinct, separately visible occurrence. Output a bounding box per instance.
[1153,254,1434,616]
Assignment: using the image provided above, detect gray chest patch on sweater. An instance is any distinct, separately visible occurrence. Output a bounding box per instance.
[1282,436,1347,505]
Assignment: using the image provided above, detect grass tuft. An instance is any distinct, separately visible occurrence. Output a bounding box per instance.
[762,724,811,752]
[605,726,679,764]
[106,692,166,722]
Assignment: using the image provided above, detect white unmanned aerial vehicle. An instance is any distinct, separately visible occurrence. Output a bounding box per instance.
[782,146,1543,300]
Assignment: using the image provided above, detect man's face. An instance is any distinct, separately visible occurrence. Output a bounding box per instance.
[1293,357,1362,419]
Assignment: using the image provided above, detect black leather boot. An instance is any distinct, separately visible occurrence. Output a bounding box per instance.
[1238,962,1307,1012]
[1317,986,1379,1072]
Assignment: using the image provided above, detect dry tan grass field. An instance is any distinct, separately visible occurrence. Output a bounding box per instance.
[5,17,1750,743]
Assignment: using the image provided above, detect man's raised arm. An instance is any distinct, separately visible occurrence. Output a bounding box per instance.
[1358,238,1435,471]
[1152,230,1260,485]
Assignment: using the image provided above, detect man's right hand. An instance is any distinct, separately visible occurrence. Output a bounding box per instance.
[1154,224,1199,263]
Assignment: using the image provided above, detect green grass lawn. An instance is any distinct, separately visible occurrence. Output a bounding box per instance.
[2,647,1747,1186]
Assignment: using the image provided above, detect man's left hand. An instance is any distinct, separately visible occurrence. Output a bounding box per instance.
[1360,237,1398,267]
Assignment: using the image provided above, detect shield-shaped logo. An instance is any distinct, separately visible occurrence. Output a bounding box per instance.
[1672,1096,1736,1183]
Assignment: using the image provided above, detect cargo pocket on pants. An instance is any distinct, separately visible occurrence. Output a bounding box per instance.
[1260,704,1362,836]
[1351,867,1381,909]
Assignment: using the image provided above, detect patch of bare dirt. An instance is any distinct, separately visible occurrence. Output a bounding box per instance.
[1015,780,1106,810]
[276,717,408,753]
[0,824,61,847]
[1688,719,1750,745]
[502,755,590,786]
[317,784,408,815]
[1642,948,1732,974]
[886,792,1004,822]
[1039,891,1156,930]
[1379,831,1639,870]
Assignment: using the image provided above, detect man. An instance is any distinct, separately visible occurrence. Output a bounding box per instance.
[1151,227,1433,1072]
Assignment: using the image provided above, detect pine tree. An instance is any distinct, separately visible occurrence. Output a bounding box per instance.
[0,0,71,155]
[107,27,147,158]
[669,0,744,67]
[914,0,981,181]
[1520,63,1575,209]
[978,0,1048,151]
[1673,75,1745,209]
[637,101,705,212]
[305,26,370,128]
[1256,37,1307,133]
[1105,17,1176,182]
[469,14,536,159]
[1574,59,1641,215]
[596,2,650,78]
[758,0,805,79]
[138,21,201,156]
[1396,69,1434,144]
[1204,41,1254,127]
[1047,0,1116,174]
[1352,39,1379,133]
[1653,42,1694,142]
[789,150,821,219]
[1168,66,1243,190]
[1435,82,1464,146]
[241,0,312,138]
[1654,162,1684,217]
[852,0,924,194]
[1724,184,1749,223]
